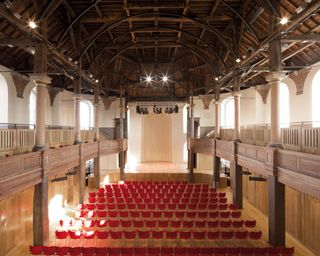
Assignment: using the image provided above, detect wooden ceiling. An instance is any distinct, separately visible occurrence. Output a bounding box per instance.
[0,0,319,100]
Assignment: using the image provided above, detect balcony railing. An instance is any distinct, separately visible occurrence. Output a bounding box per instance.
[219,122,320,154]
[0,124,96,156]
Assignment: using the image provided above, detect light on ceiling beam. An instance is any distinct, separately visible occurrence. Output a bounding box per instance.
[146,75,152,83]
[161,75,168,82]
[95,79,99,83]
[235,58,241,63]
[215,77,219,81]
[28,20,37,29]
[280,17,289,25]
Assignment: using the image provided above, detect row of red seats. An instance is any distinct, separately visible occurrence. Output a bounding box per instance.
[89,191,225,199]
[60,219,256,229]
[77,210,242,219]
[83,202,230,211]
[87,196,228,204]
[56,229,263,241]
[124,180,189,184]
[101,186,214,192]
[30,245,295,256]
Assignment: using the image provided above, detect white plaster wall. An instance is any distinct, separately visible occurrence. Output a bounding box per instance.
[127,105,142,166]
[100,154,119,170]
[99,100,120,127]
[193,97,215,127]
[197,154,213,171]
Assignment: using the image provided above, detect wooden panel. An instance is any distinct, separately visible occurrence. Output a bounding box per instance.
[44,145,80,177]
[99,140,122,155]
[216,140,234,161]
[0,152,42,200]
[81,142,98,161]
[0,187,34,256]
[278,150,320,198]
[189,138,215,154]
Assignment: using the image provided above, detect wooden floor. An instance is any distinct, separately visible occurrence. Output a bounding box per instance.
[4,163,317,256]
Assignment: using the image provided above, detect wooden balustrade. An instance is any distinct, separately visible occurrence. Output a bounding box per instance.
[188,138,215,154]
[0,128,95,156]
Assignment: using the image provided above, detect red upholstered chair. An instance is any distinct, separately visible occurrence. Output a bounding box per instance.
[218,192,226,197]
[232,220,244,228]
[153,211,162,218]
[117,203,126,210]
[164,211,174,218]
[119,211,129,218]
[168,204,176,210]
[231,211,241,218]
[166,231,178,240]
[282,247,295,255]
[220,220,232,228]
[133,220,144,228]
[88,197,96,203]
[221,230,234,239]
[235,230,248,239]
[210,197,218,203]
[215,247,228,254]
[198,204,207,210]
[174,247,187,256]
[55,230,68,246]
[208,220,219,228]
[127,203,136,210]
[108,220,120,228]
[148,247,161,256]
[195,220,206,228]
[97,210,107,218]
[83,230,96,247]
[182,220,193,228]
[179,231,192,240]
[146,220,157,228]
[121,220,132,228]
[130,211,140,218]
[96,219,107,228]
[137,203,146,210]
[254,247,269,254]
[121,247,134,256]
[29,245,43,255]
[159,220,169,228]
[208,211,219,219]
[193,231,206,240]
[108,247,121,256]
[141,211,151,218]
[197,211,207,218]
[68,247,81,256]
[170,220,181,228]
[249,231,262,240]
[187,247,201,256]
[42,246,56,256]
[94,247,107,256]
[158,204,166,210]
[108,210,118,218]
[220,211,231,218]
[219,197,228,204]
[240,247,254,255]
[134,247,147,256]
[106,198,114,203]
[87,204,95,210]
[207,231,220,240]
[178,204,187,210]
[186,211,197,219]
[161,247,174,256]
[88,191,96,197]
[55,246,68,256]
[218,204,228,210]
[245,220,256,228]
[106,203,116,210]
[68,230,82,247]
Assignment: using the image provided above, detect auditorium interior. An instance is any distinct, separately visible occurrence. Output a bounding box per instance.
[0,0,320,255]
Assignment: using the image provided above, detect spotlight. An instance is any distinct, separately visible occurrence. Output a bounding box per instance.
[215,77,219,81]
[235,58,241,63]
[28,20,37,29]
[95,79,99,83]
[146,76,152,83]
[162,75,168,82]
[89,74,93,78]
[280,17,288,25]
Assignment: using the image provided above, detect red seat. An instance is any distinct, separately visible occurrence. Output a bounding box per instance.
[245,220,256,228]
[119,211,129,218]
[208,219,219,228]
[97,210,107,218]
[96,203,106,210]
[55,247,68,256]
[134,247,147,256]
[146,220,157,228]
[124,231,136,240]
[148,247,161,255]
[171,220,181,228]
[130,211,140,218]
[208,204,217,210]
[221,231,234,239]
[133,220,144,228]
[30,245,43,255]
[232,220,244,228]
[121,247,134,256]
[108,247,121,255]
[88,197,96,203]
[88,192,96,197]
[220,220,231,228]
[94,247,107,255]
[235,231,248,239]
[68,247,81,256]
[231,211,241,218]
[152,231,164,239]
[55,230,68,239]
[159,220,169,228]
[195,221,206,228]
[43,246,56,255]
[96,220,107,227]
[283,247,295,256]
[141,211,151,218]
[180,231,192,239]
[121,220,132,228]
[186,211,197,218]
[108,211,118,218]
[193,231,206,240]
[220,211,230,218]
[158,204,166,210]
[187,247,201,255]
[96,230,109,239]
[164,211,174,218]
[207,231,220,240]
[110,231,122,239]
[218,204,228,210]
[249,231,262,240]
[198,204,207,210]
[182,220,193,228]
[197,211,207,218]
[219,197,227,204]
[109,220,120,227]
[138,230,150,239]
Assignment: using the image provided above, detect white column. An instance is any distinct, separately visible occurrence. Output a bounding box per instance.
[233,92,241,141]
[74,96,81,144]
[190,98,194,139]
[266,73,284,147]
[30,74,51,151]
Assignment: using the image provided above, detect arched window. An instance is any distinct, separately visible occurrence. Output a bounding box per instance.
[183,142,188,162]
[280,83,289,128]
[0,74,8,124]
[312,70,320,127]
[80,101,93,130]
[221,98,234,128]
[29,87,36,127]
[183,104,188,134]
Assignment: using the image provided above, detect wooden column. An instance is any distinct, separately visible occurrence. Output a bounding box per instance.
[77,144,86,204]
[188,95,195,182]
[213,140,220,188]
[267,148,285,246]
[33,175,49,245]
[94,156,100,189]
[233,92,241,141]
[232,142,243,208]
[188,149,194,183]
[190,97,195,139]
[119,88,125,180]
[214,101,220,139]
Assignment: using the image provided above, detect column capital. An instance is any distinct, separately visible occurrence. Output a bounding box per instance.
[29,73,51,85]
[214,100,220,105]
[232,91,241,97]
[73,96,82,101]
[265,72,286,83]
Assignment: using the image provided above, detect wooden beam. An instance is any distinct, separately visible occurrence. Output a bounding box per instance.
[283,33,320,42]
